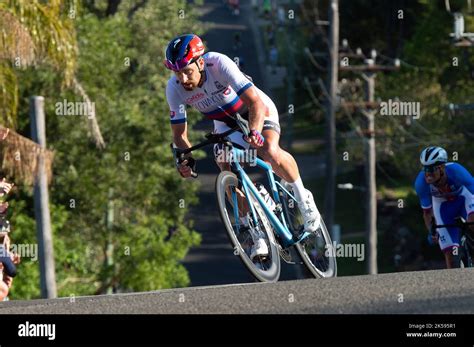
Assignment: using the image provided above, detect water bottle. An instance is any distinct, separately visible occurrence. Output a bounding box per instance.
[256,183,276,212]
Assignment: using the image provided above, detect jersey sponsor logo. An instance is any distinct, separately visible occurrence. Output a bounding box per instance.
[186,92,206,104]
[215,81,224,90]
[211,89,226,96]
[170,111,176,118]
[196,93,226,109]
[223,87,231,96]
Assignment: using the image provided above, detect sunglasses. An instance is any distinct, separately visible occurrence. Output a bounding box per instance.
[163,57,193,72]
[423,165,441,173]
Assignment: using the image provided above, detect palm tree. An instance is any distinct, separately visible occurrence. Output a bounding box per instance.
[0,0,104,184]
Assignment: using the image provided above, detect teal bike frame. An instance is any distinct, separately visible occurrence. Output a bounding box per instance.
[229,145,311,248]
[171,117,311,249]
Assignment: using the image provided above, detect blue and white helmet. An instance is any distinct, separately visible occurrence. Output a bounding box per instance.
[420,146,448,167]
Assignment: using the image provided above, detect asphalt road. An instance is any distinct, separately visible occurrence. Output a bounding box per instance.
[1,268,473,313]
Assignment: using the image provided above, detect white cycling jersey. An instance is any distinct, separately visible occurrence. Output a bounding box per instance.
[165,51,279,130]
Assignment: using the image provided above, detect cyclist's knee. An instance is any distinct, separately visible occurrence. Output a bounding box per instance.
[214,143,231,170]
[215,159,231,171]
[468,213,474,232]
[444,247,461,268]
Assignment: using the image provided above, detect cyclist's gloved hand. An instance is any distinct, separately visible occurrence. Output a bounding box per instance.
[427,231,438,246]
[244,129,264,147]
[177,157,197,178]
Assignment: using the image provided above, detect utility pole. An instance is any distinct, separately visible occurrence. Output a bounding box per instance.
[105,188,114,294]
[286,0,295,150]
[324,0,339,238]
[340,56,399,275]
[445,1,474,110]
[30,96,57,298]
[361,66,377,275]
[448,103,474,111]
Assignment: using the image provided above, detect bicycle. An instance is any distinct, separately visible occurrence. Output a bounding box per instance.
[171,113,337,282]
[432,217,474,268]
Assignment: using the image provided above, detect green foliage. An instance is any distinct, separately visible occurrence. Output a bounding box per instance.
[295,1,474,272]
[8,0,204,298]
[7,198,70,299]
[0,0,78,127]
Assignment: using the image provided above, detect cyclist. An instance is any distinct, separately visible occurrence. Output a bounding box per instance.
[414,146,474,268]
[228,0,240,15]
[164,34,320,260]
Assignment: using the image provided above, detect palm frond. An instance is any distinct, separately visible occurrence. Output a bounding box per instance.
[1,0,78,86]
[0,9,35,66]
[0,63,18,128]
[0,125,54,186]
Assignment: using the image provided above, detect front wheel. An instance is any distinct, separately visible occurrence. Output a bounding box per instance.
[216,171,281,282]
[460,236,473,268]
[280,179,337,278]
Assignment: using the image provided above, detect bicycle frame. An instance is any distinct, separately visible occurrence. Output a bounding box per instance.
[172,120,311,249]
[228,145,311,248]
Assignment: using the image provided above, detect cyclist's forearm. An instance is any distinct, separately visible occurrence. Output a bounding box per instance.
[423,210,433,231]
[173,136,192,150]
[248,100,266,132]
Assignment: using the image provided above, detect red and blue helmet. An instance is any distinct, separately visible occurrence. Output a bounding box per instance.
[164,34,205,72]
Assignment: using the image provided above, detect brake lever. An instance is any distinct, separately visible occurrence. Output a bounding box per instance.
[233,112,250,137]
[170,143,198,178]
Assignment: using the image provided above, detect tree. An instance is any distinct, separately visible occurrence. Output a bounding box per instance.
[9,0,204,298]
[0,0,104,150]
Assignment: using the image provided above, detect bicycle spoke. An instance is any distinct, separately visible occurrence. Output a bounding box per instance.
[224,182,276,271]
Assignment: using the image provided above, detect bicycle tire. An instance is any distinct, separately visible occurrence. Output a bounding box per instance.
[216,171,281,282]
[279,179,337,278]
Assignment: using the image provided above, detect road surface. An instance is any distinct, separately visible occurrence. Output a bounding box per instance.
[1,269,473,313]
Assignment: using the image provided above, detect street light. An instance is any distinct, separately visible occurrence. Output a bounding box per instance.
[341,38,349,50]
[454,12,465,40]
[337,183,366,191]
[370,49,377,61]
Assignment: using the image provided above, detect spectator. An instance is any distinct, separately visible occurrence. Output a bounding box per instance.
[263,0,271,19]
[233,32,242,52]
[228,0,239,15]
[278,6,285,26]
[266,25,276,46]
[269,45,278,73]
[0,233,20,301]
[237,56,245,71]
[0,128,19,301]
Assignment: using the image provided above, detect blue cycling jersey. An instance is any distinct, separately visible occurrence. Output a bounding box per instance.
[414,162,474,209]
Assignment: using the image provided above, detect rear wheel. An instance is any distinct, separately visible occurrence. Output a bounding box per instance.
[279,179,337,278]
[216,171,281,282]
